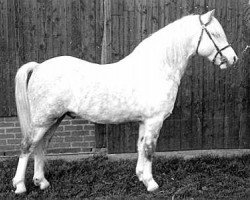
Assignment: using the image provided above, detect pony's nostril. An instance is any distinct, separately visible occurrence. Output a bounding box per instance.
[233,56,238,63]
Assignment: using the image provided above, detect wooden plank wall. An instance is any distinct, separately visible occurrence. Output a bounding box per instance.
[0,0,249,152]
[105,0,250,153]
[0,0,104,117]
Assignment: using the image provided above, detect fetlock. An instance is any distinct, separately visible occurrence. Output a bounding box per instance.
[142,177,159,192]
[33,177,50,190]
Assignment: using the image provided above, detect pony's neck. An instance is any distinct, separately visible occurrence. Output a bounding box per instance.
[128,15,199,86]
[161,15,199,84]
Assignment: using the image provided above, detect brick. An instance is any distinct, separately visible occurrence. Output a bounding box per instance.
[15,122,20,127]
[55,126,63,132]
[4,150,20,156]
[0,122,15,127]
[47,148,81,154]
[0,140,6,145]
[15,133,22,138]
[80,148,92,152]
[71,142,89,147]
[49,142,71,148]
[0,129,5,133]
[7,139,21,144]
[65,136,83,142]
[84,125,95,131]
[71,119,89,125]
[89,130,95,136]
[60,120,71,125]
[0,145,14,151]
[65,125,84,131]
[6,128,22,133]
[50,137,64,143]
[89,141,96,147]
[0,134,15,139]
[54,131,71,137]
[84,135,95,142]
[4,117,18,122]
[71,131,89,137]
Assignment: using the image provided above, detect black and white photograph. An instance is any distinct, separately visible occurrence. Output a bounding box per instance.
[0,0,250,199]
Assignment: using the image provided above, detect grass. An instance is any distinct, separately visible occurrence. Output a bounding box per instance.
[1,154,250,199]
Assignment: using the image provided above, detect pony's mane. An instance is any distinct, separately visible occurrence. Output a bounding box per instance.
[130,14,198,67]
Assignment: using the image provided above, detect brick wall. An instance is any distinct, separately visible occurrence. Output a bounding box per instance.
[0,116,96,156]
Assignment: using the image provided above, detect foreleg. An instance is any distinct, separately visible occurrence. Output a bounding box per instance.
[136,123,145,181]
[137,117,163,192]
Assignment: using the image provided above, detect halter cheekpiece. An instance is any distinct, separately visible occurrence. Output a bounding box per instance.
[196,15,231,65]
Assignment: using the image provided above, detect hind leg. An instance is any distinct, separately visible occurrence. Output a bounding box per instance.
[12,147,31,194]
[33,140,50,190]
[13,126,48,194]
[32,120,62,190]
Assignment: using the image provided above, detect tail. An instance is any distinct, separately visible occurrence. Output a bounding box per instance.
[15,62,39,145]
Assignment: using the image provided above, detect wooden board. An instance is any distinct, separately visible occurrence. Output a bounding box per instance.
[0,0,249,153]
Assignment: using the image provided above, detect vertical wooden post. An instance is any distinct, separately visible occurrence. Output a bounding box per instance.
[101,0,112,64]
[95,0,112,150]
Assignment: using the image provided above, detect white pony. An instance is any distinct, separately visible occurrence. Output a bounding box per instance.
[13,10,237,194]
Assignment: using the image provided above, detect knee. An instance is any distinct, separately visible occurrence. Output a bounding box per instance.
[20,139,32,154]
[144,141,156,160]
[20,138,39,154]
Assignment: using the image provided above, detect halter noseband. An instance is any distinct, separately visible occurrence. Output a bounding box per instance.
[196,15,231,65]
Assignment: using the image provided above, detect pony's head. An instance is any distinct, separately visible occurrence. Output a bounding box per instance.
[195,10,238,69]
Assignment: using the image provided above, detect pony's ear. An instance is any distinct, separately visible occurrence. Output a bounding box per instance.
[202,9,215,24]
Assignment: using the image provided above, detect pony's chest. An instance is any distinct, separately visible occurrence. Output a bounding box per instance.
[142,79,179,115]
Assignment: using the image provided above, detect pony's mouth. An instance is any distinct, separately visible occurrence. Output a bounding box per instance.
[219,56,233,69]
[219,55,238,69]
[219,60,228,69]
[219,62,227,69]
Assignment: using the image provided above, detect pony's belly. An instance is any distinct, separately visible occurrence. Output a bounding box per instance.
[77,108,142,124]
[71,86,144,123]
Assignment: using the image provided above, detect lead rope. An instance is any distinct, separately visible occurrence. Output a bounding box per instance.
[236,44,250,63]
[241,45,250,55]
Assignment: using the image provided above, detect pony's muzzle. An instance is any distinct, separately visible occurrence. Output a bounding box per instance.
[221,55,238,68]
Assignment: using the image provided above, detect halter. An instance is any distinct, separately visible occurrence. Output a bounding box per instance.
[196,15,231,65]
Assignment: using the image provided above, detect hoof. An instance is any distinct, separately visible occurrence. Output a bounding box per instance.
[13,179,26,194]
[146,179,159,192]
[40,179,50,190]
[33,178,50,190]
